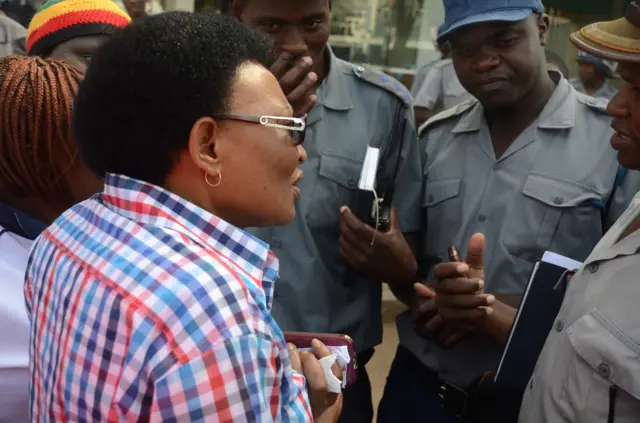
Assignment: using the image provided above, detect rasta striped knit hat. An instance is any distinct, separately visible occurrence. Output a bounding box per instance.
[26,0,131,57]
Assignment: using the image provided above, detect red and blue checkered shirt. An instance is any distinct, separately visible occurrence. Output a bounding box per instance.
[25,173,313,422]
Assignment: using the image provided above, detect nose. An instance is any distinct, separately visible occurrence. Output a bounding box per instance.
[470,46,500,73]
[607,86,631,118]
[278,27,308,58]
[297,144,307,164]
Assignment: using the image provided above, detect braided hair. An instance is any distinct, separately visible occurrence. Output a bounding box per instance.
[0,56,82,202]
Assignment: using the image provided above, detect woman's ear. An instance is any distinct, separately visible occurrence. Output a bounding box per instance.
[188,117,220,175]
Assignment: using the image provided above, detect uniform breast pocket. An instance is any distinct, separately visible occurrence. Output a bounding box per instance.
[563,311,640,422]
[306,153,363,229]
[423,177,462,258]
[502,173,602,262]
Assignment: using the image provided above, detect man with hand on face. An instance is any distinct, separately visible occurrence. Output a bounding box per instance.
[378,1,640,422]
[232,1,423,422]
[521,3,640,422]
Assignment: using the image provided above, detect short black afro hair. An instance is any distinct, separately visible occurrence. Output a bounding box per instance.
[73,11,274,186]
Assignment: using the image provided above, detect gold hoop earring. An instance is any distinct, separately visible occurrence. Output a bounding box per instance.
[205,170,222,187]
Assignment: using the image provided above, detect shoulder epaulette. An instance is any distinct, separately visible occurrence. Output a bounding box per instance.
[418,98,477,135]
[353,64,411,105]
[575,91,610,113]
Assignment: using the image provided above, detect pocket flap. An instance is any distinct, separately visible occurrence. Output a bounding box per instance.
[318,154,363,190]
[423,178,461,207]
[522,173,601,208]
[567,311,640,400]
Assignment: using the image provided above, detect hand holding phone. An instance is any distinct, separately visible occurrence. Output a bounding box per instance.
[284,331,357,388]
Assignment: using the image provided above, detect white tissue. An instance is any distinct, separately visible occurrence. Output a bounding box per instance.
[319,353,343,393]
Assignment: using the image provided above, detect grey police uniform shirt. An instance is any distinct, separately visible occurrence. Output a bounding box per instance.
[248,46,423,354]
[569,78,618,101]
[519,192,640,423]
[396,72,640,388]
[410,60,438,97]
[414,58,472,113]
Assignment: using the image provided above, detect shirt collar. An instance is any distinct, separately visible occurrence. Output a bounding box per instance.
[453,71,576,133]
[0,201,47,240]
[316,45,353,112]
[100,173,278,305]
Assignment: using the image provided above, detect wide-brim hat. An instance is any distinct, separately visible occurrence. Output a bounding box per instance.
[570,2,640,63]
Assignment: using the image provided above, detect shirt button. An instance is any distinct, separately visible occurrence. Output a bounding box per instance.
[553,196,564,205]
[271,238,282,248]
[357,66,365,72]
[555,319,564,332]
[477,214,486,222]
[347,177,356,188]
[492,163,500,171]
[597,363,611,378]
[588,263,599,273]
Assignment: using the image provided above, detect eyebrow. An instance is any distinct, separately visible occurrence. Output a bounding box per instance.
[255,12,326,23]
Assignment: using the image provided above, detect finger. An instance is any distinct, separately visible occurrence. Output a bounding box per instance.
[442,327,473,349]
[414,283,436,299]
[412,297,438,328]
[300,350,327,393]
[338,236,368,267]
[311,339,343,382]
[270,51,294,79]
[466,233,485,271]
[340,206,377,238]
[434,262,469,279]
[294,94,317,117]
[288,343,302,374]
[279,56,313,94]
[437,277,484,295]
[436,293,495,309]
[287,72,318,103]
[438,306,493,321]
[434,322,463,348]
[339,218,373,249]
[414,314,445,338]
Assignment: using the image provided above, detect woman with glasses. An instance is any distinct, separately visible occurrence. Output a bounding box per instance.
[25,12,341,423]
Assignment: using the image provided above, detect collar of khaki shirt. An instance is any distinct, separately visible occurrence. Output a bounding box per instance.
[451,71,578,134]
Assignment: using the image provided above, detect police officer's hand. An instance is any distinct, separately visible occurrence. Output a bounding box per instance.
[288,340,343,423]
[412,283,473,349]
[434,233,495,322]
[339,205,417,284]
[270,51,318,117]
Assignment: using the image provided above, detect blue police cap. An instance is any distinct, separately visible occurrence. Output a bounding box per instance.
[439,0,545,41]
[576,52,613,77]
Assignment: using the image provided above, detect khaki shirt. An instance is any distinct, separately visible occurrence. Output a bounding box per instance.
[397,73,640,388]
[249,47,423,353]
[414,58,471,113]
[569,78,618,101]
[520,192,640,423]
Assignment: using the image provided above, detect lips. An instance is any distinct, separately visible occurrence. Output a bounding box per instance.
[291,170,304,200]
[478,78,510,92]
[610,121,638,151]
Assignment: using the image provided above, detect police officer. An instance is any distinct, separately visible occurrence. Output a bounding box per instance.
[231,1,423,422]
[569,52,618,100]
[411,25,447,98]
[521,3,640,422]
[378,1,640,422]
[413,27,472,127]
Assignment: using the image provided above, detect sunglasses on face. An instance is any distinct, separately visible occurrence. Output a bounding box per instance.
[213,114,307,145]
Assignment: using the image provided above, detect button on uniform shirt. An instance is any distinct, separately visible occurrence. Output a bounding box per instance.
[413,58,472,113]
[249,46,423,354]
[569,77,618,101]
[25,174,312,422]
[520,192,640,423]
[0,226,32,423]
[397,72,640,389]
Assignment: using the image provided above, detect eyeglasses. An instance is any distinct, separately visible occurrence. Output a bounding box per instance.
[213,114,307,145]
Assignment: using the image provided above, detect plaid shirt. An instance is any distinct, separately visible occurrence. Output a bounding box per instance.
[25,173,313,422]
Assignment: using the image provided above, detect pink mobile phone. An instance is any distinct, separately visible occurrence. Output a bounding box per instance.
[284,331,358,387]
